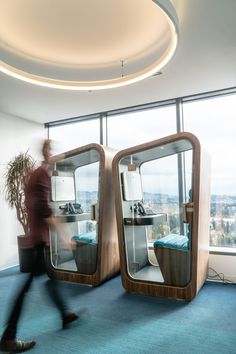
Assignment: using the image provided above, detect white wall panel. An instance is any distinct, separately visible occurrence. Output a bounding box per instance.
[0,112,45,269]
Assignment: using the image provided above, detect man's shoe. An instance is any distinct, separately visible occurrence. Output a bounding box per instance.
[0,338,36,352]
[62,312,79,329]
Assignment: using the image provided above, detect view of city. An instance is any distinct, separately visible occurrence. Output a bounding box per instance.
[145,192,236,247]
[77,190,236,248]
[210,194,236,247]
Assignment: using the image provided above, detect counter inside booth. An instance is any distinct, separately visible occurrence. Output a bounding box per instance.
[124,213,167,226]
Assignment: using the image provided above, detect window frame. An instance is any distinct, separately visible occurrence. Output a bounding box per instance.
[46,86,236,255]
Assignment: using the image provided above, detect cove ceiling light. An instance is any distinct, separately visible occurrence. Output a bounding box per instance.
[0,0,179,91]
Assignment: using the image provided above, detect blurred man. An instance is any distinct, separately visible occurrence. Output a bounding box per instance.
[0,140,78,353]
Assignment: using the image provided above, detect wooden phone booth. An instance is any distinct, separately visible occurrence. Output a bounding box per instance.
[45,143,120,286]
[112,132,211,301]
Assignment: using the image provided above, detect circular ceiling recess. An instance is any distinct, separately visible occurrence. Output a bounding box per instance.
[0,0,179,90]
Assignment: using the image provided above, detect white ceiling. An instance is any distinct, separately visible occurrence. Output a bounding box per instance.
[0,0,236,124]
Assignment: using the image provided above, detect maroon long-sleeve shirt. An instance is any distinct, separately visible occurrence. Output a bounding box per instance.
[25,165,52,246]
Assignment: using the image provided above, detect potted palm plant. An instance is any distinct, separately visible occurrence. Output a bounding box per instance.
[3,151,36,272]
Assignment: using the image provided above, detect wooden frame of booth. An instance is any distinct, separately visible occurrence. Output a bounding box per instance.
[45,143,120,286]
[112,132,211,301]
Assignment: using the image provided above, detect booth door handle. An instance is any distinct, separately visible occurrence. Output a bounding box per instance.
[182,202,194,223]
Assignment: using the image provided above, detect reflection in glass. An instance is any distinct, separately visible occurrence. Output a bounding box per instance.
[119,139,193,285]
[49,149,100,274]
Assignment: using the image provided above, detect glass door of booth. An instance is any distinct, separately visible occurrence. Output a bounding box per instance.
[119,139,193,285]
[49,149,100,275]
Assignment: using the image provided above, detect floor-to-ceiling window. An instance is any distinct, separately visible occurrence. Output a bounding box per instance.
[183,93,236,248]
[106,103,176,149]
[48,117,100,154]
[46,88,236,252]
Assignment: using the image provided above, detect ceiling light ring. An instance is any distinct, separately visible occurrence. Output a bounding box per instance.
[0,0,179,91]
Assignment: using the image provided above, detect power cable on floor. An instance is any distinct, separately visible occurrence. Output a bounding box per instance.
[208,266,236,284]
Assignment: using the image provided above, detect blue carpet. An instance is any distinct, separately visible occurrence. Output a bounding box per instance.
[1,267,236,353]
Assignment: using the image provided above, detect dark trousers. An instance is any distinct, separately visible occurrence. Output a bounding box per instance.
[1,243,68,341]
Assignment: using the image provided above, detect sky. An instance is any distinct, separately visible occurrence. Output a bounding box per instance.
[50,93,236,197]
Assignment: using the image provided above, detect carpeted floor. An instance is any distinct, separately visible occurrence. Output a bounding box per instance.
[1,267,236,354]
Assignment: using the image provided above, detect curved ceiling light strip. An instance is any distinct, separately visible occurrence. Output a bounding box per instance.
[0,0,179,91]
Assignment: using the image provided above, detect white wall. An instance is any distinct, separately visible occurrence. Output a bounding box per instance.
[0,112,45,270]
[209,253,236,283]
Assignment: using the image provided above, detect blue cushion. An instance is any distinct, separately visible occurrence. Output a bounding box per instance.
[71,231,97,244]
[153,234,189,250]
